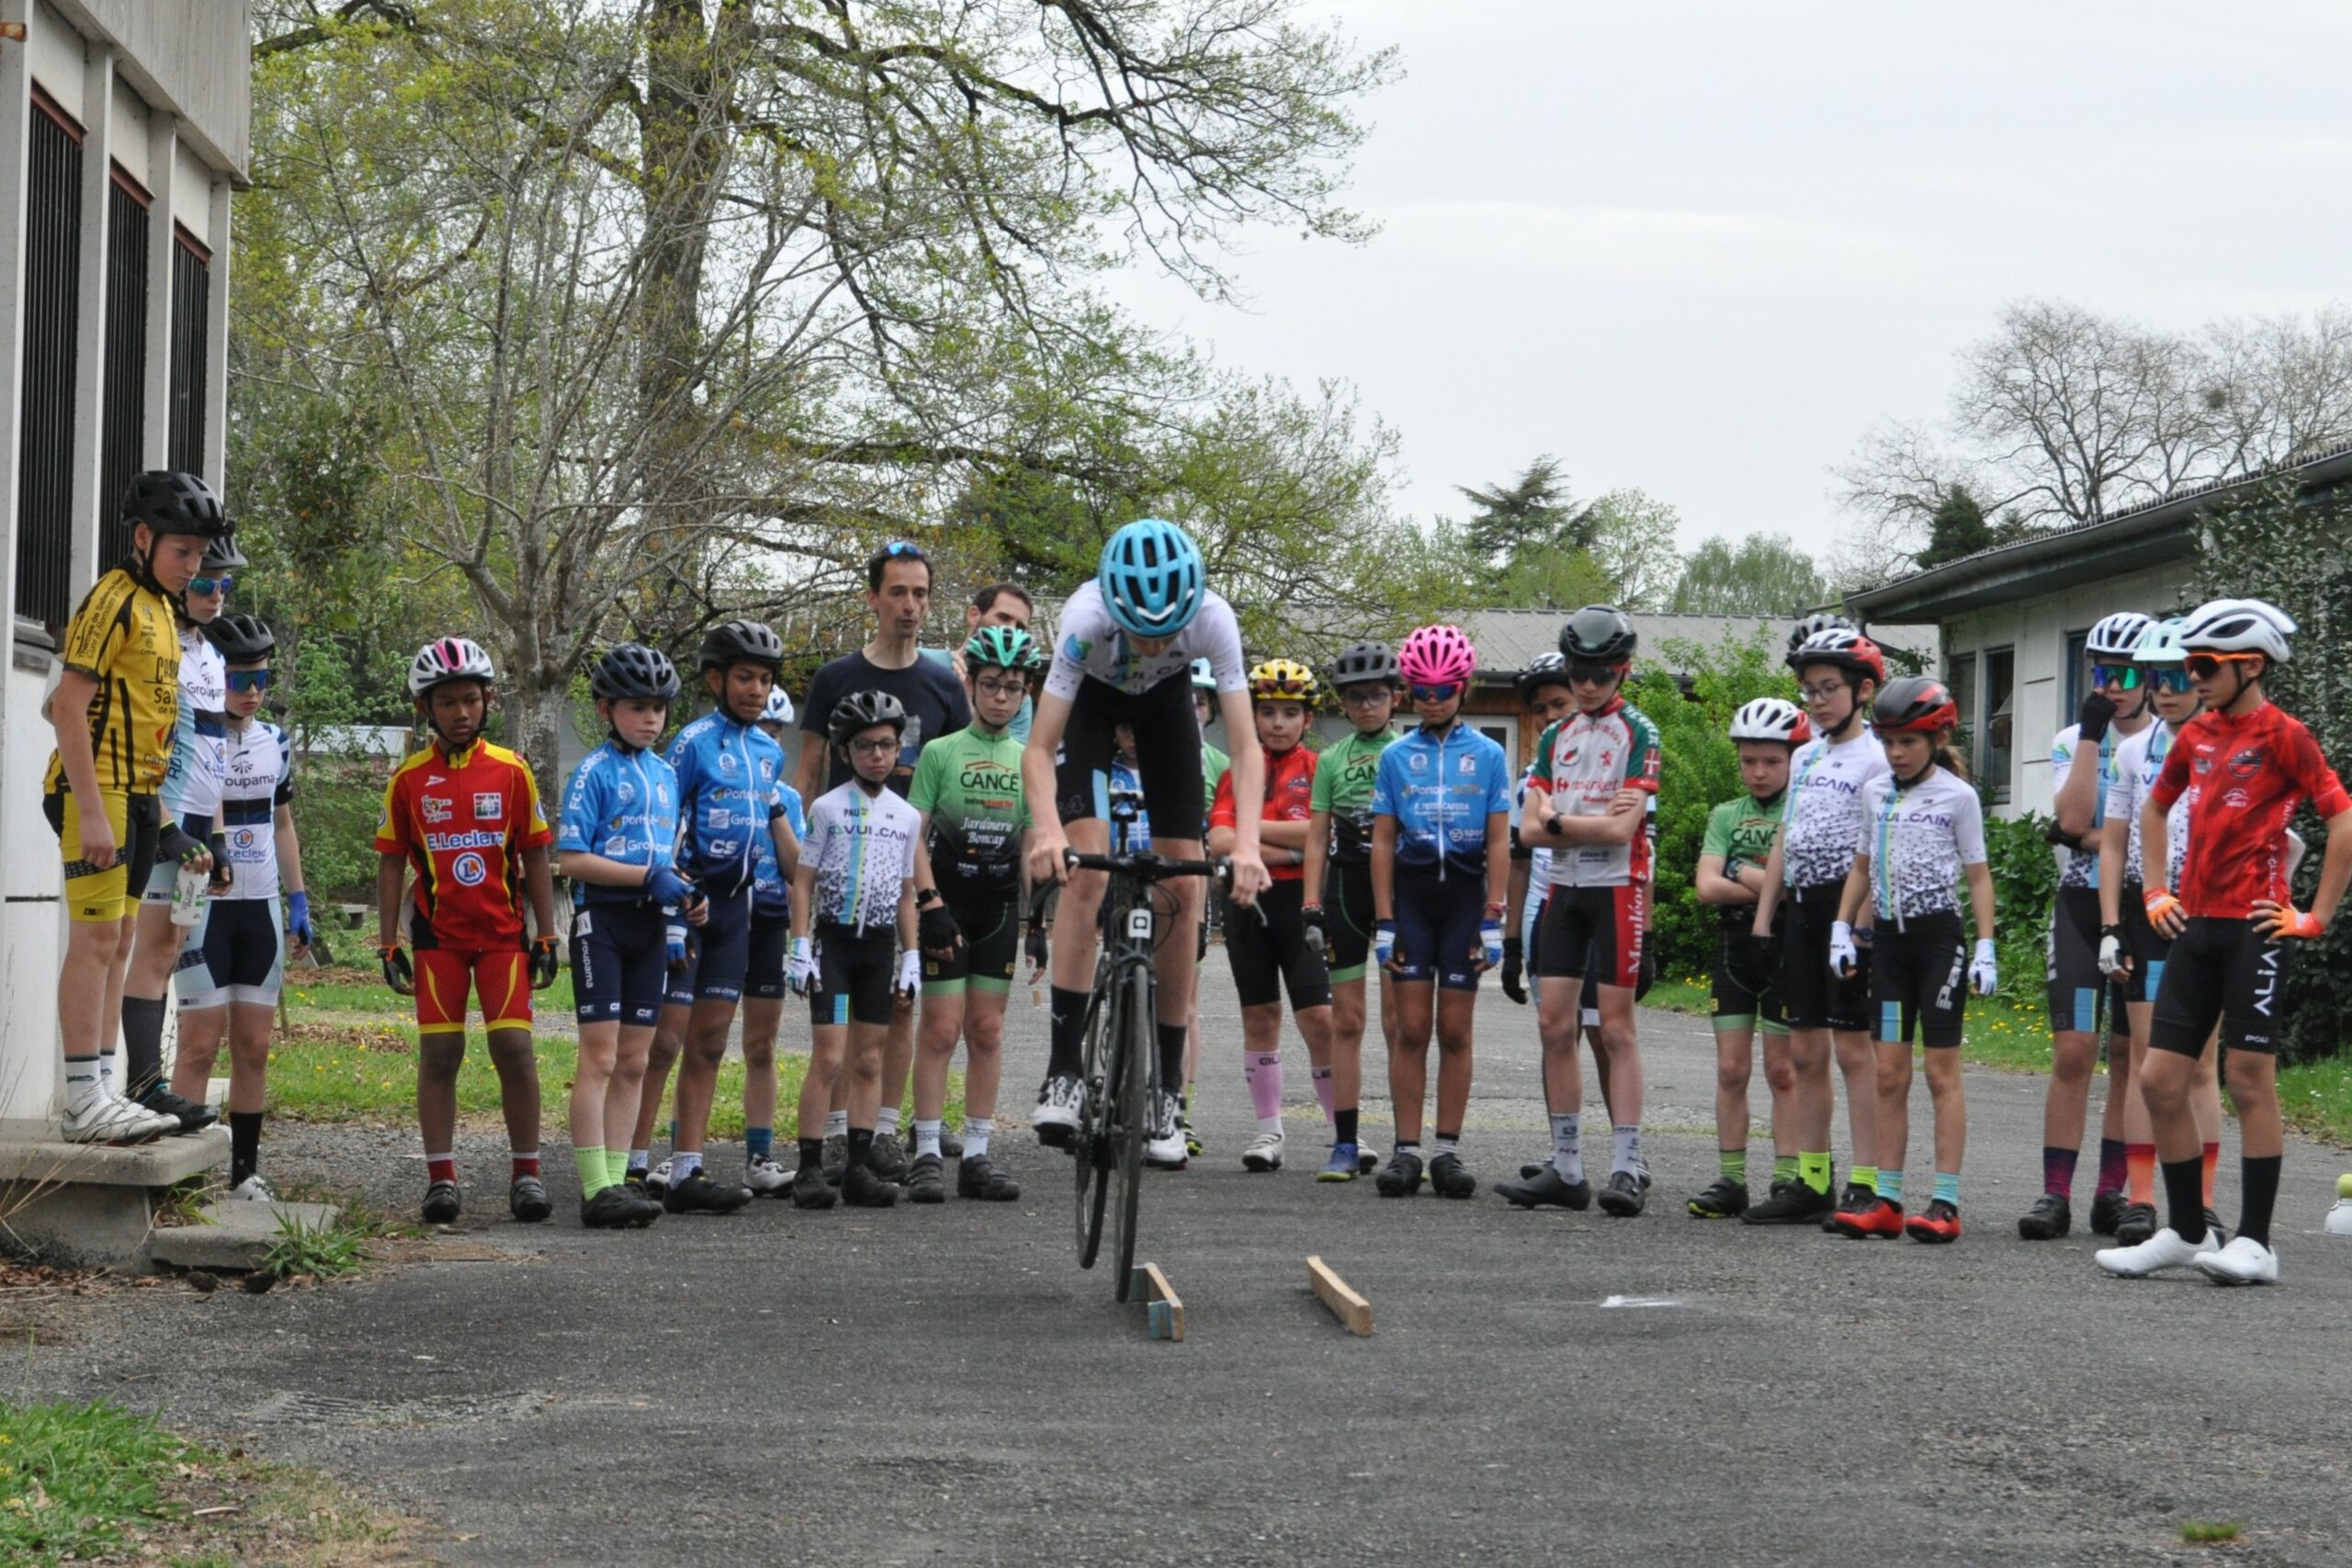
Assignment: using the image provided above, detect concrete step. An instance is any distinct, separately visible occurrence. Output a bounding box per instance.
[147,1199,342,1272]
[0,1126,228,1269]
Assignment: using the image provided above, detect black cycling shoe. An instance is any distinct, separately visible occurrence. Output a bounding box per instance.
[841,1160,900,1208]
[2088,1188,2129,1236]
[2112,1201,2158,1247]
[137,1083,219,1135]
[1374,1149,1424,1198]
[866,1132,910,1183]
[581,1185,642,1229]
[957,1155,1020,1201]
[1598,1168,1647,1217]
[620,1185,663,1227]
[1498,1164,1591,1210]
[1742,1179,1833,1226]
[1426,1152,1476,1200]
[421,1179,462,1225]
[792,1161,839,1210]
[1687,1178,1749,1219]
[662,1171,752,1215]
[938,1125,965,1160]
[1822,1182,1873,1232]
[2017,1192,2072,1240]
[509,1173,553,1223]
[905,1152,945,1204]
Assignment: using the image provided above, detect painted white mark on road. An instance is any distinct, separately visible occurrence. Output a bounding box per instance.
[1600,1294,1685,1309]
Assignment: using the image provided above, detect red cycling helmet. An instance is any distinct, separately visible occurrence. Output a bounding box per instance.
[1787,626,1888,690]
[1871,675,1960,735]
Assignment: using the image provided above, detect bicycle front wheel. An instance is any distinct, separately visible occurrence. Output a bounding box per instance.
[1109,960,1157,1303]
[1074,976,1112,1269]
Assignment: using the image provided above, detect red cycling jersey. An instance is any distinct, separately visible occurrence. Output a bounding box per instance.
[2150,702,2350,919]
[375,739,554,951]
[1209,743,1318,882]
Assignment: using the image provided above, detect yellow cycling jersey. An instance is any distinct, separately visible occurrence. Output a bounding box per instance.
[42,567,181,794]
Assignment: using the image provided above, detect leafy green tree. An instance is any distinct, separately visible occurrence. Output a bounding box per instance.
[1916,485,1994,570]
[1668,533,1826,616]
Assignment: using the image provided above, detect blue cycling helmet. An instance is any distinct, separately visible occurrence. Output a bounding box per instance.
[1097,518,1205,639]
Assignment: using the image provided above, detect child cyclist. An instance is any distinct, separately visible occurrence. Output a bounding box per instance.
[1500,653,1575,1009]
[1749,624,1892,1226]
[1175,659,1235,1156]
[553,644,697,1230]
[2099,599,2352,1286]
[790,692,924,1210]
[1369,625,1512,1200]
[1684,697,1810,1220]
[1302,639,1405,1182]
[1826,677,1996,1243]
[1209,660,1340,1175]
[166,615,311,1198]
[2094,616,2224,1246]
[905,626,1042,1204]
[1024,520,1270,1169]
[376,637,561,1224]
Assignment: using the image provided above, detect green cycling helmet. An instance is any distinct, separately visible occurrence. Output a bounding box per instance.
[965,624,1042,671]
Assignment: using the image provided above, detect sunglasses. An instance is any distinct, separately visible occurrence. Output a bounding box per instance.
[1409,682,1462,704]
[1567,662,1623,686]
[189,574,235,596]
[878,540,925,559]
[2184,652,2261,681]
[2148,667,2194,694]
[2090,662,2143,691]
[225,668,274,692]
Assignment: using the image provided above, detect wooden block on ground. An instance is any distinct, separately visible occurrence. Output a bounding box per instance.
[1129,1261,1184,1341]
[1307,1254,1373,1337]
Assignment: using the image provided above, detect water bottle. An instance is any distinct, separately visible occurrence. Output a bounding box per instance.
[169,863,208,928]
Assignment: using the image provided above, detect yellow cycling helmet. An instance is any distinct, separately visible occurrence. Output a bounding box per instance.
[1247,658,1320,705]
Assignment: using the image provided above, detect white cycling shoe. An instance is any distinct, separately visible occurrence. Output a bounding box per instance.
[1034,1074,1084,1149]
[1241,1130,1285,1173]
[743,1156,794,1196]
[228,1174,278,1202]
[62,1095,176,1145]
[1144,1090,1189,1169]
[2095,1225,2222,1278]
[2195,1234,2279,1286]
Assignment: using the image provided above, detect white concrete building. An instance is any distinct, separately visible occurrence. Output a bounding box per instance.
[0,2,248,1139]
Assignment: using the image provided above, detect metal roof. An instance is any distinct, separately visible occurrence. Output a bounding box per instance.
[1457,609,1935,682]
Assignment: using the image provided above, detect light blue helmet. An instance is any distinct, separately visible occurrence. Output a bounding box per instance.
[2132,617,2188,666]
[1191,656,1216,691]
[1097,518,1205,639]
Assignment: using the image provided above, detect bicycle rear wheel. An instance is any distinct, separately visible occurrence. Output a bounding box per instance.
[1109,961,1156,1303]
[1073,975,1112,1269]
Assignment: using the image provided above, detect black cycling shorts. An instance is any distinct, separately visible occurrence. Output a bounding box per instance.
[1781,882,1871,1033]
[2120,886,2173,1007]
[1871,912,1968,1048]
[1054,672,1204,845]
[2048,886,2126,1036]
[663,889,755,1008]
[812,920,898,1029]
[572,900,668,1027]
[1227,879,1331,1010]
[922,894,1019,995]
[2150,916,2293,1057]
[1712,919,1787,1033]
[745,911,790,1001]
[1535,882,1645,988]
[1392,866,1485,992]
[1323,858,1377,982]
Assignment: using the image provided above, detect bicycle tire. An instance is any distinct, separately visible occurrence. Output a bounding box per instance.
[1109,959,1155,1302]
[1074,964,1113,1269]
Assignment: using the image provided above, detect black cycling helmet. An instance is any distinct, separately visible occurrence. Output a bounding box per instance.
[204,613,276,662]
[1786,611,1853,656]
[1328,639,1399,688]
[829,688,909,745]
[592,642,682,703]
[1559,604,1637,664]
[199,529,248,571]
[1516,652,1573,703]
[696,618,784,673]
[121,471,229,539]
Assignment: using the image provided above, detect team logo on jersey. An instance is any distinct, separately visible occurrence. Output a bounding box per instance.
[427,774,447,785]
[475,792,504,819]
[603,835,631,855]
[1459,754,1478,775]
[2222,788,2253,810]
[422,796,454,824]
[233,829,256,851]
[1408,751,1428,772]
[719,750,740,774]
[452,852,488,886]
[616,780,636,806]
[2228,749,2263,780]
[1063,635,1092,663]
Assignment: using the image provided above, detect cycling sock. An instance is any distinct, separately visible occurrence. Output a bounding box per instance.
[119,995,167,1096]
[1877,1167,1904,1204]
[2042,1145,2079,1199]
[798,1136,823,1173]
[98,1055,114,1094]
[1852,1163,1878,1196]
[1931,1171,1959,1207]
[1799,1151,1831,1195]
[1157,1022,1188,1100]
[2236,1153,2281,1247]
[2126,1142,2156,1204]
[1396,1141,1422,1163]
[511,1151,540,1181]
[1335,1108,1359,1145]
[230,1111,263,1188]
[1718,1147,1746,1184]
[915,1120,942,1159]
[2095,1136,2128,1196]
[671,1150,703,1185]
[1047,986,1089,1077]
[607,1149,628,1187]
[426,1153,458,1185]
[964,1118,992,1159]
[627,1147,650,1179]
[876,1106,900,1136]
[826,1109,848,1138]
[1611,1124,1642,1175]
[1432,1132,1460,1158]
[2201,1141,2221,1207]
[1772,1154,1798,1185]
[1311,1066,1336,1124]
[745,1126,774,1164]
[63,1056,102,1116]
[846,1127,875,1168]
[668,1120,677,1145]
[2161,1156,2206,1242]
[1246,1052,1283,1133]
[1549,1112,1583,1182]
[577,1146,608,1199]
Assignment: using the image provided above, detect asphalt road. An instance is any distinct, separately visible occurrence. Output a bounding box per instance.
[17,969,2352,1566]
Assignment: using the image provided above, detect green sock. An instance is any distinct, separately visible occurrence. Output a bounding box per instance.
[1799,1151,1831,1195]
[1719,1147,1747,1183]
[1852,1164,1878,1195]
[1878,1167,1905,1203]
[1772,1154,1798,1185]
[578,1146,609,1200]
[605,1148,628,1189]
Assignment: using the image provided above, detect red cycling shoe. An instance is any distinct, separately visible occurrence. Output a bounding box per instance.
[1905,1198,1962,1244]
[1832,1195,1905,1239]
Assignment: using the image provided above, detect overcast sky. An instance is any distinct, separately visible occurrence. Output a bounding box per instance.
[1110,0,2352,558]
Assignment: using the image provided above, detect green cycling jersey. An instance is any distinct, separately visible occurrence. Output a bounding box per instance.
[908,723,1030,899]
[1309,726,1396,864]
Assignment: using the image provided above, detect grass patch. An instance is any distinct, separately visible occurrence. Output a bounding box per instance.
[1643,974,2067,1074]
[2179,1519,2243,1544]
[2278,1055,2352,1149]
[261,1207,369,1284]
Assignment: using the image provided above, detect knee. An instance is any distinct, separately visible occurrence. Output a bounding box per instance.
[417,1039,466,1081]
[966,1021,1002,1055]
[1716,1055,1752,1093]
[2223,1053,2275,1103]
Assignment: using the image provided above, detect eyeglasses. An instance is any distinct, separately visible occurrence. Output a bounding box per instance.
[1408,682,1462,704]
[1338,686,1392,708]
[975,676,1028,697]
[225,669,274,693]
[2090,662,2143,691]
[1567,662,1623,686]
[2150,667,2195,694]
[845,736,899,756]
[2184,652,2261,680]
[1798,682,1849,702]
[189,574,234,597]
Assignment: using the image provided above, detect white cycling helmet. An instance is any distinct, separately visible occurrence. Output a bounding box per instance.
[408,636,496,697]
[2178,597,2297,664]
[2086,611,2154,660]
[761,687,796,727]
[2132,616,2189,666]
[1729,696,1812,746]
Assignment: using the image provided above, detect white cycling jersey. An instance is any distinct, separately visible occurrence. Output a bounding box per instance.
[160,627,227,820]
[214,719,295,902]
[803,781,920,934]
[1855,766,1986,926]
[1781,730,1890,892]
[1042,580,1247,701]
[2106,721,2188,892]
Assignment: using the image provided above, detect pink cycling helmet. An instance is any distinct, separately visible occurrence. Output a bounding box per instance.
[1397,624,1476,687]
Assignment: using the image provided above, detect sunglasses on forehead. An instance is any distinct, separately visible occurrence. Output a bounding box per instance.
[2089,662,2143,691]
[879,540,925,559]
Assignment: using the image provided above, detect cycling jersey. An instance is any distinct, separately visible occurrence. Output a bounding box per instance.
[1201,740,1229,814]
[802,781,921,933]
[374,739,554,950]
[159,626,226,821]
[213,719,295,902]
[1780,731,1890,891]
[2151,702,2351,919]
[1525,698,1662,887]
[1311,728,1396,864]
[1103,756,1152,852]
[1210,742,1317,883]
[44,566,179,794]
[908,723,1028,898]
[2106,721,2188,890]
[1042,580,1247,701]
[2050,722,2129,888]
[1370,723,1511,877]
[1856,767,1986,926]
[1701,792,1783,930]
[750,780,808,919]
[666,710,787,899]
[556,740,684,909]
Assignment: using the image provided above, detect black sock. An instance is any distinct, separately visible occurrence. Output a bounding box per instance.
[2161,1156,2206,1243]
[230,1111,263,1188]
[1336,1108,1359,1145]
[2237,1154,2282,1247]
[1047,987,1089,1077]
[847,1127,875,1167]
[797,1136,823,1171]
[120,995,167,1097]
[1156,1022,1188,1097]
